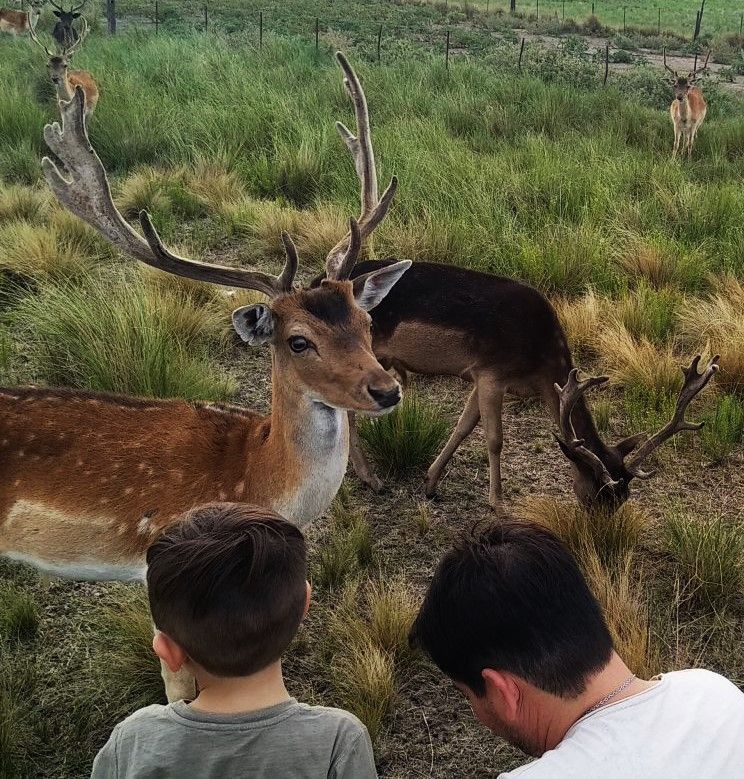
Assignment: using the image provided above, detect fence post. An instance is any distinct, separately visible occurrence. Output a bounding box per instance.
[203,5,208,33]
[155,0,158,34]
[693,51,698,72]
[106,0,116,34]
[603,41,609,85]
[510,0,516,12]
[740,13,743,36]
[623,6,626,32]
[591,1,594,14]
[445,29,450,69]
[536,0,539,21]
[518,37,525,70]
[377,24,382,63]
[259,10,263,49]
[658,7,661,33]
[693,10,700,40]
[315,17,319,52]
[562,0,564,19]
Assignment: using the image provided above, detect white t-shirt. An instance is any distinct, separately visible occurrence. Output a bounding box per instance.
[500,669,744,779]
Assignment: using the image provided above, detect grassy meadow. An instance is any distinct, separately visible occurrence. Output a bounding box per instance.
[0,3,743,777]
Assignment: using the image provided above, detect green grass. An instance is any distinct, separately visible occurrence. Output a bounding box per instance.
[11,271,235,401]
[0,584,39,643]
[357,391,450,476]
[700,394,744,462]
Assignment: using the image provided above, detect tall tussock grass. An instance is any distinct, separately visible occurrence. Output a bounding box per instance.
[12,271,235,400]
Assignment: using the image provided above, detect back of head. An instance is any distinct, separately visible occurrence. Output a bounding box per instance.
[146,502,307,677]
[409,518,612,698]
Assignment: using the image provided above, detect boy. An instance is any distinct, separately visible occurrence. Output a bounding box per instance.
[92,502,377,778]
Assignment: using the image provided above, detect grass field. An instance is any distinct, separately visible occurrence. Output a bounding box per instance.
[0,1,743,776]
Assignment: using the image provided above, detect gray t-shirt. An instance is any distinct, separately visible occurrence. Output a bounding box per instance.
[91,698,377,779]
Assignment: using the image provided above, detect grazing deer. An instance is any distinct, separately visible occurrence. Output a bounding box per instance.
[334,261,718,511]
[0,1,44,36]
[664,48,710,159]
[30,15,98,117]
[49,0,85,49]
[0,54,408,699]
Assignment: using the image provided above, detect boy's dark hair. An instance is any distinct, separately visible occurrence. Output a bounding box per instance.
[409,518,613,698]
[146,502,307,677]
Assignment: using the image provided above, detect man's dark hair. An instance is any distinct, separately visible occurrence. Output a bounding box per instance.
[409,519,613,698]
[146,502,307,677]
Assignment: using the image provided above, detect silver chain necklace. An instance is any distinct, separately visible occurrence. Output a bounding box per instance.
[585,674,636,715]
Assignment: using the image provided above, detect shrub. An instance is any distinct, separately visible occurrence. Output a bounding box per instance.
[357,390,449,476]
[313,501,374,590]
[700,395,744,462]
[612,282,680,344]
[665,509,743,609]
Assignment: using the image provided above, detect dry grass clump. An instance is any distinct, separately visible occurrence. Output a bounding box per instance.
[116,167,173,219]
[613,232,703,290]
[677,274,744,394]
[517,496,646,567]
[0,220,94,279]
[0,184,50,224]
[553,289,606,357]
[182,157,246,213]
[665,508,744,609]
[597,323,682,396]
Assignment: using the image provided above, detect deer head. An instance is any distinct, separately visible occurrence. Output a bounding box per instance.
[555,355,719,511]
[664,48,711,101]
[50,0,86,49]
[42,54,410,416]
[29,11,89,85]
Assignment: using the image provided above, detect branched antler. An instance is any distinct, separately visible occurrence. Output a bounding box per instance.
[325,52,398,281]
[624,355,719,478]
[690,49,712,82]
[42,88,297,297]
[554,369,619,489]
[663,48,678,78]
[28,14,55,57]
[63,15,89,57]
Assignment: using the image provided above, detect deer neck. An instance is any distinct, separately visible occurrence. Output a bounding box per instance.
[56,70,74,102]
[259,355,349,526]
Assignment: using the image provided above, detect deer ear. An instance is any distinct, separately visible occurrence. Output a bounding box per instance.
[53,10,62,16]
[352,260,411,311]
[73,12,81,18]
[614,433,646,459]
[232,304,274,346]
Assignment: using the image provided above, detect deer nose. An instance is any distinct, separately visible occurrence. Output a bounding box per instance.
[368,385,401,409]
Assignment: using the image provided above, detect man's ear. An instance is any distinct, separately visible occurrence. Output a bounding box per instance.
[232,304,274,345]
[352,260,411,311]
[482,668,521,723]
[152,631,188,674]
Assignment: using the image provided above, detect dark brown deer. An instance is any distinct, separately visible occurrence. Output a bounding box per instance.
[50,0,86,49]
[663,48,710,159]
[333,261,718,511]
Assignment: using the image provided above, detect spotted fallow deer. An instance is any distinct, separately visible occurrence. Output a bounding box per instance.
[664,48,710,159]
[0,1,43,36]
[29,15,98,117]
[0,54,408,695]
[335,261,718,511]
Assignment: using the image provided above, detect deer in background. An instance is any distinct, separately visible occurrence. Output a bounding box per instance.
[0,53,409,701]
[336,260,718,512]
[30,15,98,117]
[49,0,85,48]
[0,1,44,36]
[664,48,710,159]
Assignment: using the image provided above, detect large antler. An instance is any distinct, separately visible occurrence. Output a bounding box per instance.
[325,52,398,281]
[690,49,712,82]
[663,48,678,79]
[63,15,89,57]
[554,370,620,490]
[28,14,55,57]
[42,88,297,297]
[624,355,719,478]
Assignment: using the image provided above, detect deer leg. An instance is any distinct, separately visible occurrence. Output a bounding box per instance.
[348,411,383,491]
[425,386,480,498]
[477,378,506,509]
[672,128,681,159]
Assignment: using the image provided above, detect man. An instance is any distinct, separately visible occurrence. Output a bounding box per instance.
[409,518,744,778]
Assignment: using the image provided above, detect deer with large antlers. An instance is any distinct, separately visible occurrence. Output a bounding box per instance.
[0,1,44,36]
[0,53,408,700]
[328,260,718,511]
[30,15,98,117]
[663,48,710,159]
[49,0,85,48]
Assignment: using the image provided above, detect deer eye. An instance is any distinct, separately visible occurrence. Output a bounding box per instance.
[288,336,309,354]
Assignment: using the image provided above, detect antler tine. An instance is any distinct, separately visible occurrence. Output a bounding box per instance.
[28,15,55,57]
[554,369,618,488]
[625,354,719,476]
[663,48,677,77]
[42,87,296,297]
[691,49,712,80]
[325,52,398,280]
[49,0,64,12]
[64,15,88,57]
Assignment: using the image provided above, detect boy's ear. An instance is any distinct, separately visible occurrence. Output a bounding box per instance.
[352,260,411,311]
[153,631,188,673]
[482,668,521,724]
[232,304,275,345]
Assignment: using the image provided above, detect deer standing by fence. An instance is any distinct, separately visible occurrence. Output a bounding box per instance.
[0,1,44,36]
[664,48,710,159]
[30,15,98,117]
[335,261,717,511]
[0,53,408,700]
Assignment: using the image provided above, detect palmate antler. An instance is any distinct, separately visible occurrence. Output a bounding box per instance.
[325,52,398,281]
[42,88,298,297]
[624,354,719,478]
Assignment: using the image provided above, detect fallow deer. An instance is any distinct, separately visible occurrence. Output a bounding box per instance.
[29,15,98,117]
[664,48,710,159]
[0,1,44,36]
[0,53,409,699]
[335,261,718,511]
[49,0,84,49]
